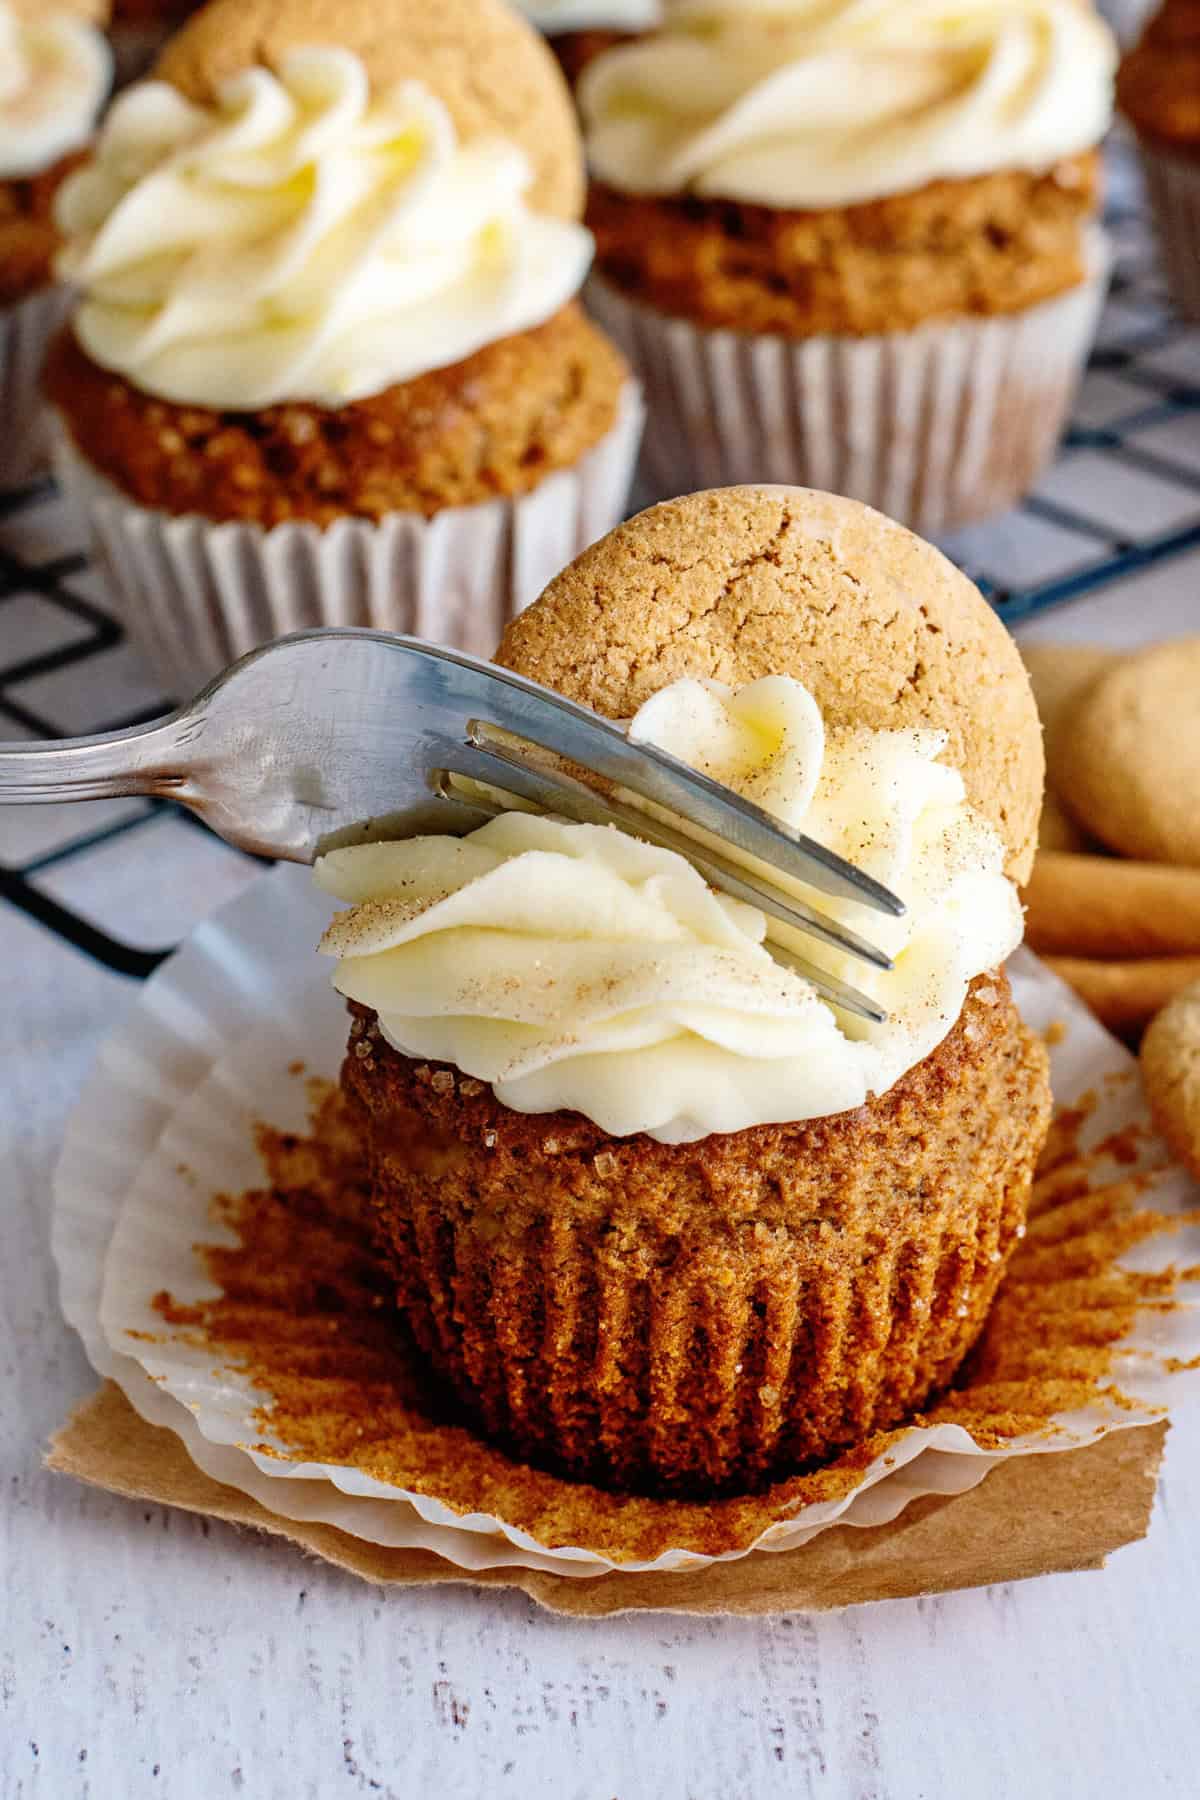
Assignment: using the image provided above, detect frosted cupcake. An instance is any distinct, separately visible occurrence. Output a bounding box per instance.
[46,0,641,696]
[318,486,1051,1497]
[1118,1,1200,321]
[513,0,660,86]
[0,0,111,487]
[581,0,1116,534]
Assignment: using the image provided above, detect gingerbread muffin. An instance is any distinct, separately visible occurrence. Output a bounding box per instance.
[46,0,641,695]
[579,0,1116,532]
[0,0,110,487]
[1118,1,1200,320]
[317,487,1051,1497]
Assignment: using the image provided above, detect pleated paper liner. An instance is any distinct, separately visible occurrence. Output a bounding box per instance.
[48,1387,1168,1615]
[52,380,644,698]
[585,231,1110,536]
[0,284,74,489]
[1138,143,1200,324]
[52,865,1200,1577]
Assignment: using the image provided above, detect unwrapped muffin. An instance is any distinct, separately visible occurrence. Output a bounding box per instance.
[0,0,111,487]
[580,0,1116,532]
[46,0,641,695]
[1118,0,1200,320]
[317,486,1052,1497]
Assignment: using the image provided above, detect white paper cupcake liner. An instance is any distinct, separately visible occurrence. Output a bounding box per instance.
[0,284,74,490]
[52,380,643,698]
[586,231,1110,536]
[51,863,1200,1578]
[1138,144,1200,323]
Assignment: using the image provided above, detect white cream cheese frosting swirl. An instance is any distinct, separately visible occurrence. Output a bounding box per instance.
[316,674,1023,1144]
[54,48,593,410]
[0,3,111,181]
[580,0,1116,208]
[515,0,660,32]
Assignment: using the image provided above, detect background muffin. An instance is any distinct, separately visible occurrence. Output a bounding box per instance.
[46,0,641,695]
[1118,0,1200,319]
[320,487,1050,1497]
[580,0,1116,533]
[0,0,111,487]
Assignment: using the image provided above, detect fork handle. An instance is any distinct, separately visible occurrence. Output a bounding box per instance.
[0,714,189,804]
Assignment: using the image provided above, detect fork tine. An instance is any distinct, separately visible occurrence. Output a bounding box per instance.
[434,749,891,1025]
[408,641,905,918]
[442,740,894,972]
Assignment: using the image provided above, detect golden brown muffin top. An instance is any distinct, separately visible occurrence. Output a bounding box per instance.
[46,304,627,529]
[1118,0,1200,149]
[154,0,584,220]
[497,486,1043,883]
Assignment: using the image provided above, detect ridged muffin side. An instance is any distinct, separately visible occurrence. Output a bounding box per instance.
[341,973,1051,1498]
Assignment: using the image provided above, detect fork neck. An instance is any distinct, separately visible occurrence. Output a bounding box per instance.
[0,713,190,804]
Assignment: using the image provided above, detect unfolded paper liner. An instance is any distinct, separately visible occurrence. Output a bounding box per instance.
[51,864,1200,1580]
[1137,144,1200,324]
[51,381,644,698]
[585,231,1110,537]
[47,1385,1169,1616]
[0,285,74,490]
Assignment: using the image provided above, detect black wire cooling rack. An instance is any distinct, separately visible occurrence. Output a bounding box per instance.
[2,139,1198,980]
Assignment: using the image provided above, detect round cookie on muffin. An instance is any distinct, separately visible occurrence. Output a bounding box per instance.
[580,0,1116,533]
[0,0,111,488]
[1118,0,1200,320]
[316,485,1050,1498]
[46,0,641,696]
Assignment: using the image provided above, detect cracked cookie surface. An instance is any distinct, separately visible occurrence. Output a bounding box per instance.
[496,485,1043,882]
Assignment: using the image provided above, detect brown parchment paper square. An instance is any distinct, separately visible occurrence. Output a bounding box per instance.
[48,1384,1167,1617]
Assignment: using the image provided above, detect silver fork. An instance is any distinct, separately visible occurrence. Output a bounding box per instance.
[0,629,903,1022]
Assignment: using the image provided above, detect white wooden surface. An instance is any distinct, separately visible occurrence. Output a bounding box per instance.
[3,579,1200,1798]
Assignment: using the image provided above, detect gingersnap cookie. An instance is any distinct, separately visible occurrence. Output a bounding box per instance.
[1019,641,1117,852]
[499,485,1044,882]
[155,0,583,220]
[1056,636,1200,866]
[1141,976,1200,1179]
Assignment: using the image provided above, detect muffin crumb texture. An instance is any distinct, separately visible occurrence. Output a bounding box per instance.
[342,978,1051,1496]
[587,156,1101,337]
[45,305,627,524]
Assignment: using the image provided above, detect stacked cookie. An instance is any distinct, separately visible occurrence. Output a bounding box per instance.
[1018,636,1200,1171]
